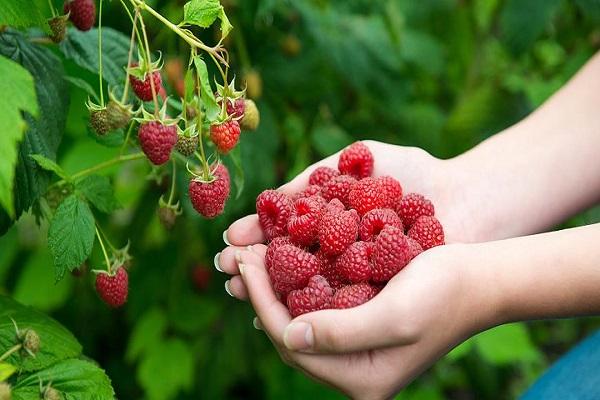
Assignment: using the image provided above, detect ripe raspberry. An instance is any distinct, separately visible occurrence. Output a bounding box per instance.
[64,0,96,31]
[287,275,334,317]
[309,166,340,187]
[129,69,163,102]
[256,190,293,241]
[377,176,403,209]
[138,121,177,165]
[192,265,212,291]
[95,266,128,308]
[321,175,357,207]
[332,283,378,309]
[288,196,323,246]
[210,120,241,154]
[338,142,374,179]
[175,133,199,156]
[315,249,346,289]
[324,198,345,215]
[265,236,293,272]
[269,244,320,295]
[397,193,435,228]
[227,97,246,119]
[318,209,359,256]
[372,225,411,282]
[407,237,423,259]
[348,177,387,216]
[408,216,445,250]
[294,185,321,200]
[240,99,260,131]
[359,208,403,241]
[189,164,231,218]
[90,108,110,135]
[335,241,374,283]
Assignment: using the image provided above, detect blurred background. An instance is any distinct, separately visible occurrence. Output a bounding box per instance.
[2,0,600,398]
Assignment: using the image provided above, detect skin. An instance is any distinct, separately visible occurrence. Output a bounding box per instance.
[216,51,600,399]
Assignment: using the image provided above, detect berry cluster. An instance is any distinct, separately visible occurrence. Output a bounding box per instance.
[256,142,445,317]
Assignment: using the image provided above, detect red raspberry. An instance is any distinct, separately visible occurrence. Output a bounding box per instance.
[95,266,128,308]
[397,193,435,228]
[335,241,374,283]
[318,209,359,256]
[309,166,340,187]
[377,176,403,209]
[265,236,293,272]
[210,120,241,154]
[359,208,403,241]
[338,142,374,179]
[129,69,163,102]
[192,265,212,291]
[294,185,321,200]
[372,225,411,282]
[332,283,378,309]
[269,244,320,296]
[227,98,245,119]
[64,0,96,31]
[348,177,387,216]
[287,196,323,246]
[408,216,445,250]
[256,190,293,241]
[287,275,334,317]
[138,121,177,165]
[324,198,345,215]
[407,237,423,259]
[189,164,231,218]
[315,249,346,289]
[321,175,357,207]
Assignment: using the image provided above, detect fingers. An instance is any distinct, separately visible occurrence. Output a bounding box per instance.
[216,244,267,275]
[224,215,266,246]
[225,275,248,300]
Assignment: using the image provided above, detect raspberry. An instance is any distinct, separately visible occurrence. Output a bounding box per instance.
[407,237,423,259]
[157,206,177,230]
[397,193,435,228]
[95,266,128,308]
[287,275,334,317]
[129,69,163,102]
[64,0,96,31]
[294,185,321,200]
[377,176,403,209]
[359,208,403,241]
[348,177,387,216]
[240,99,260,131]
[106,99,132,130]
[371,225,411,282]
[192,265,212,291]
[335,241,374,283]
[324,198,345,215]
[210,120,241,154]
[408,216,445,250]
[189,164,231,218]
[90,108,110,135]
[287,196,323,246]
[269,244,319,295]
[138,121,178,165]
[318,209,359,256]
[338,142,374,179]
[175,133,199,156]
[224,97,246,119]
[48,14,69,43]
[315,249,346,289]
[256,190,293,241]
[332,283,378,309]
[265,236,293,271]
[321,175,357,207]
[309,166,340,187]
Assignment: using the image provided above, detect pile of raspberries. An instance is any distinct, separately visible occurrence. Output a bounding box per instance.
[256,142,445,317]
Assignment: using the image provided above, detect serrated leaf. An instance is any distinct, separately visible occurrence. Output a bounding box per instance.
[29,154,67,180]
[64,75,99,102]
[0,31,69,235]
[474,323,542,365]
[228,146,244,200]
[12,359,115,400]
[126,308,167,363]
[48,195,95,282]
[76,175,120,213]
[0,296,82,372]
[0,362,16,381]
[182,0,222,28]
[0,0,47,30]
[193,56,220,121]
[219,8,233,39]
[184,67,195,104]
[0,55,38,217]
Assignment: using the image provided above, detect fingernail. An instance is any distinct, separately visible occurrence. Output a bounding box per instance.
[223,230,231,246]
[213,253,224,272]
[224,280,233,297]
[252,317,262,331]
[234,250,243,263]
[238,263,246,276]
[283,322,314,350]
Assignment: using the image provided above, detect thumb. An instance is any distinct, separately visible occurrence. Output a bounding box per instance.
[283,293,416,354]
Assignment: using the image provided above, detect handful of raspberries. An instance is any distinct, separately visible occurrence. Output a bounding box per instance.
[256,142,445,317]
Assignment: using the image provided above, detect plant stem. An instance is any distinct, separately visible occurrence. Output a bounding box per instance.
[121,10,139,103]
[95,225,112,273]
[168,160,176,204]
[0,344,22,363]
[231,15,251,71]
[97,224,117,252]
[119,122,136,156]
[47,0,57,18]
[137,9,160,116]
[70,152,145,181]
[194,62,210,180]
[98,0,105,105]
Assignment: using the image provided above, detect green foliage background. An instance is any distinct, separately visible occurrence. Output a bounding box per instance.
[1,0,600,398]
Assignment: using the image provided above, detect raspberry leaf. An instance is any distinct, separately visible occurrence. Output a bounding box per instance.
[29,154,68,180]
[76,175,121,213]
[193,55,220,121]
[182,0,222,28]
[0,363,16,381]
[48,195,95,282]
[0,0,47,31]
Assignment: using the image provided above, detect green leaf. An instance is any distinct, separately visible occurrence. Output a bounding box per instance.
[228,147,244,200]
[0,296,82,372]
[47,195,95,282]
[0,55,38,218]
[126,308,167,363]
[64,75,99,102]
[474,323,542,365]
[60,27,132,86]
[0,0,47,30]
[182,0,222,28]
[76,175,120,213]
[193,56,219,121]
[29,154,68,180]
[0,31,68,235]
[12,359,115,400]
[0,362,17,381]
[218,8,233,39]
[310,122,353,158]
[445,338,474,361]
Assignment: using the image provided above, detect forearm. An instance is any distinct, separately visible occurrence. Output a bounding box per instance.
[448,51,600,241]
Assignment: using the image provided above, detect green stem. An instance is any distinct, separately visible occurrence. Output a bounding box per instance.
[167,160,176,204]
[97,224,117,252]
[119,122,135,156]
[194,63,210,179]
[95,226,112,272]
[98,0,105,105]
[0,344,22,363]
[231,15,251,70]
[121,10,139,103]
[47,0,57,18]
[137,11,160,115]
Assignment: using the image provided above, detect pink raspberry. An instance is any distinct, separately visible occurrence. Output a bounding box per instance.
[348,177,387,216]
[377,176,403,209]
[287,196,323,246]
[265,236,293,272]
[256,190,293,241]
[287,275,334,317]
[309,166,340,186]
[318,209,359,256]
[332,283,378,309]
[269,244,320,296]
[335,241,374,283]
[338,142,374,179]
[359,208,403,241]
[371,225,412,282]
[321,175,357,207]
[397,193,434,228]
[407,215,445,250]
